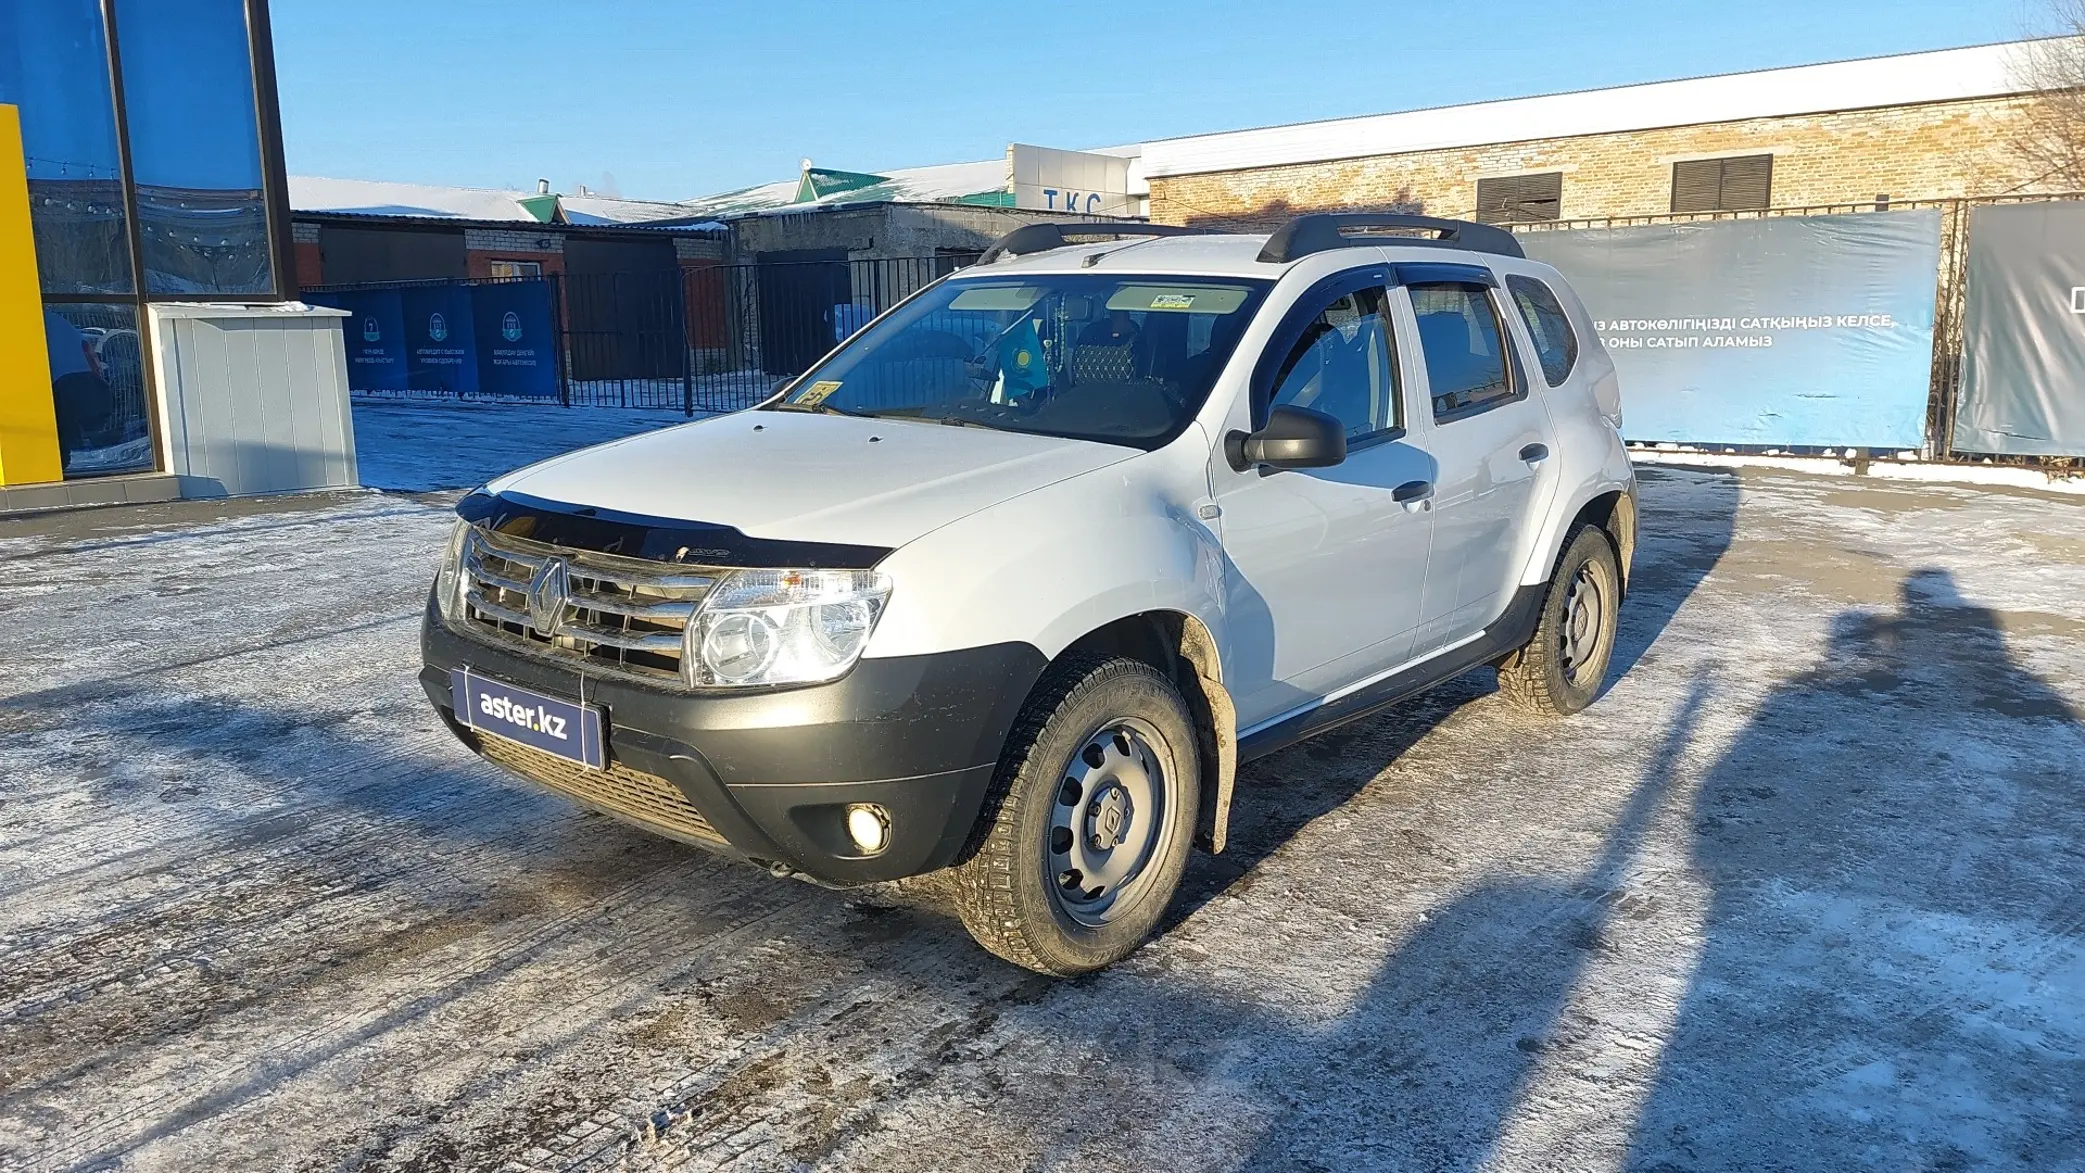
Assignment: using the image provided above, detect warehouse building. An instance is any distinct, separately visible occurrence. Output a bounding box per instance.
[1139,41,2067,228]
[287,176,727,289]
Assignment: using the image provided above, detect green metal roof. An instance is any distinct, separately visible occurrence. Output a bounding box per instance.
[793,167,892,203]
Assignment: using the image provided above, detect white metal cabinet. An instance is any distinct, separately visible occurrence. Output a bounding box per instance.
[149,302,358,498]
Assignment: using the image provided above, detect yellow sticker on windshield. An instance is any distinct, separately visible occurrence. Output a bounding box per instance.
[798,380,842,405]
[1150,293,1196,310]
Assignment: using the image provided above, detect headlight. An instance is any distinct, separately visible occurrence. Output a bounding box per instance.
[686,569,892,688]
[435,520,470,622]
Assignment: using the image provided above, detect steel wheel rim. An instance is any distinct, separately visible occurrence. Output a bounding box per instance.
[1046,717,1174,928]
[1558,561,1607,687]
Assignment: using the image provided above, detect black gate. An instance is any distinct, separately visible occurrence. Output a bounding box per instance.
[755,250,851,375]
[562,270,685,383]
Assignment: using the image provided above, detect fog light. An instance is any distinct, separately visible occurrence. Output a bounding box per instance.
[845,804,891,856]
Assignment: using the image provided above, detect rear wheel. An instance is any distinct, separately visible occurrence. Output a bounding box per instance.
[1497,526,1621,716]
[952,654,1200,975]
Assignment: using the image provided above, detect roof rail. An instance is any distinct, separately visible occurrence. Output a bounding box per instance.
[1256,213,1525,264]
[975,221,1208,265]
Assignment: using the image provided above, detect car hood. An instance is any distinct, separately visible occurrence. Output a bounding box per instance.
[486,411,1139,551]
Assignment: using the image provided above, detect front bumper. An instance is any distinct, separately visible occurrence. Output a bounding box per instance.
[420,597,1046,884]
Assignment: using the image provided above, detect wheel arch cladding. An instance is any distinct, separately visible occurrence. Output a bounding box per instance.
[1565,487,1636,595]
[1060,610,1239,854]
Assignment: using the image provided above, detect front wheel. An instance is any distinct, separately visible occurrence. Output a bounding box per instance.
[952,654,1201,975]
[1497,525,1622,716]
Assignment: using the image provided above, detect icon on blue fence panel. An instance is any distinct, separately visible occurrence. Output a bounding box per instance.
[362,317,381,342]
[429,313,449,342]
[502,311,522,341]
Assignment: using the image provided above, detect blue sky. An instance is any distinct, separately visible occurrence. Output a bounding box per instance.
[271,0,2033,202]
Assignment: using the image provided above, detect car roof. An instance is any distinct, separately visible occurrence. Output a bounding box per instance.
[952,231,1517,280]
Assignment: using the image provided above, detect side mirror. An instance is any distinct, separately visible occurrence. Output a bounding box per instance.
[1226,405,1348,472]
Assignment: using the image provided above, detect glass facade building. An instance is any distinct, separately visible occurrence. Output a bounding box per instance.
[0,0,291,481]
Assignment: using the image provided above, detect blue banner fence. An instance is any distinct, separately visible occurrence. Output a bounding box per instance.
[308,254,964,415]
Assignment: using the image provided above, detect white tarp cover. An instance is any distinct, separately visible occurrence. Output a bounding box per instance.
[1521,211,1943,450]
[1954,200,2085,457]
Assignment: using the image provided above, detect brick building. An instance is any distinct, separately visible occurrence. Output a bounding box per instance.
[1140,41,2069,229]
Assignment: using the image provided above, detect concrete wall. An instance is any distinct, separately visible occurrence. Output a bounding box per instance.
[1148,95,2050,227]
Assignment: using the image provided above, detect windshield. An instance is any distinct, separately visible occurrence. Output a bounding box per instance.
[771,272,1273,448]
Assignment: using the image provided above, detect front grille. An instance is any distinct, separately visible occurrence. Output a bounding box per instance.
[474,731,726,847]
[459,526,719,685]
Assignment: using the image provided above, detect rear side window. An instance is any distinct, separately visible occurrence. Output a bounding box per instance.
[1410,284,1516,421]
[1506,275,1578,386]
[1269,286,1401,442]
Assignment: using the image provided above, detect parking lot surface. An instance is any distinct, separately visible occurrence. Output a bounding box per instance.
[3,462,2082,1172]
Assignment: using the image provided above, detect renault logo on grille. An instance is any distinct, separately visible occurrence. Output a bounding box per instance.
[527,557,571,636]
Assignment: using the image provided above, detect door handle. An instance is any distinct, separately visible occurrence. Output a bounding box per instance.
[1393,479,1434,513]
[1519,443,1550,464]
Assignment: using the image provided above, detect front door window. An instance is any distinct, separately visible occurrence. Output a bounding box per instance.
[1268,286,1402,444]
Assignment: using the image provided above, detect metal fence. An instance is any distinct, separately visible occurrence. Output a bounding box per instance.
[317,254,972,415]
[323,203,2085,463]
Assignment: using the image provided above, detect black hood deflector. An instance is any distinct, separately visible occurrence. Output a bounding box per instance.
[455,491,893,569]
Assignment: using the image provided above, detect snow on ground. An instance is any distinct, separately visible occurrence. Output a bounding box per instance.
[350,398,702,492]
[3,408,2083,1171]
[1628,448,2085,497]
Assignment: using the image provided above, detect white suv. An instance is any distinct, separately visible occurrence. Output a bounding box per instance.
[421,214,1636,975]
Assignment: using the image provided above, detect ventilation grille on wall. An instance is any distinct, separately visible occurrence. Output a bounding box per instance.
[1475,172,1564,225]
[1671,155,1774,214]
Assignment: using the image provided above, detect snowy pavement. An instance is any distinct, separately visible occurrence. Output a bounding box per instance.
[349,397,700,492]
[2,415,2083,1170]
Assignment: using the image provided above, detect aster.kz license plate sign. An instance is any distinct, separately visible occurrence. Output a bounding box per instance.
[451,668,604,769]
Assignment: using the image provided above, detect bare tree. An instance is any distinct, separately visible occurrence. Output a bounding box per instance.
[2011,6,2085,191]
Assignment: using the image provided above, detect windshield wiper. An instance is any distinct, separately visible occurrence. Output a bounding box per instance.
[769,401,860,417]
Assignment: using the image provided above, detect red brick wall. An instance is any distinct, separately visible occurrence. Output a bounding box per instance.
[681,258,726,349]
[293,242,323,292]
[465,249,564,280]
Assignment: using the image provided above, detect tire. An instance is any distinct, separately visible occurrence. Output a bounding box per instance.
[952,653,1201,975]
[1497,525,1622,716]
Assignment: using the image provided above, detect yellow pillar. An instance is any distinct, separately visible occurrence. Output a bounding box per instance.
[0,103,62,487]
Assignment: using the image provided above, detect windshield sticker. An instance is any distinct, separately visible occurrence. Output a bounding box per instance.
[798,380,843,405]
[948,285,1047,312]
[1108,285,1251,314]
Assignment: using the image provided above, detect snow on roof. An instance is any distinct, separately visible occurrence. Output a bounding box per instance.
[1141,40,2059,179]
[676,178,803,217]
[557,194,725,229]
[680,157,1012,216]
[842,158,1011,204]
[289,175,545,221]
